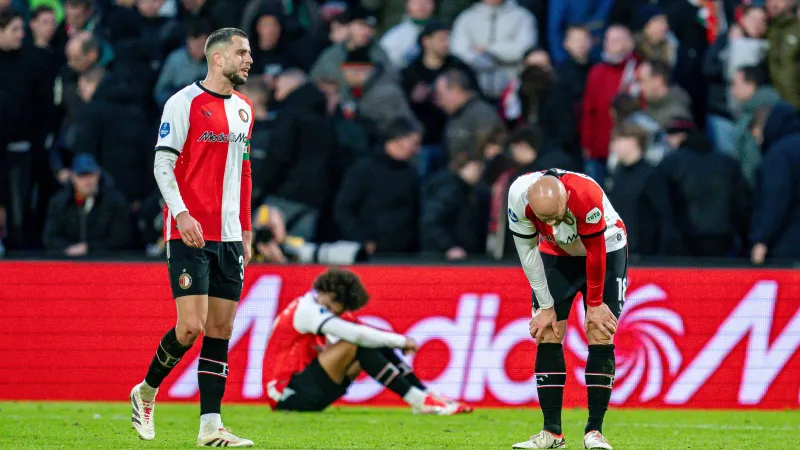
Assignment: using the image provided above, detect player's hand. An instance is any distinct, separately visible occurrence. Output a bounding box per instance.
[176,211,204,248]
[585,303,618,339]
[530,306,559,342]
[751,243,768,265]
[402,337,418,355]
[242,230,253,266]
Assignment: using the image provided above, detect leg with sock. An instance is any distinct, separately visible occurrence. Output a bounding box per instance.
[143,327,193,393]
[356,347,427,406]
[535,343,567,436]
[585,344,615,434]
[198,336,229,435]
[378,348,426,391]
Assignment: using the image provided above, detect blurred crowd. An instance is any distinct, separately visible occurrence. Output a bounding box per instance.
[1,0,799,264]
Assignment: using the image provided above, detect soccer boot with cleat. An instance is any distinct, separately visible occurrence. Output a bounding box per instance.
[432,393,474,414]
[512,430,567,449]
[412,393,461,415]
[197,427,254,447]
[130,384,156,440]
[583,431,612,449]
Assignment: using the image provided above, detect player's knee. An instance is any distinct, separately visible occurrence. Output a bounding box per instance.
[535,328,564,345]
[345,361,362,380]
[204,323,234,340]
[586,323,615,345]
[176,319,204,344]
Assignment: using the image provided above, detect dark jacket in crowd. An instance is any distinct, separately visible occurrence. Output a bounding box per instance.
[258,83,335,208]
[248,6,321,74]
[71,73,152,203]
[444,96,503,162]
[659,132,752,257]
[42,177,131,254]
[421,170,486,254]
[401,54,478,145]
[335,151,420,253]
[550,57,590,160]
[606,159,676,256]
[0,46,52,155]
[749,103,800,259]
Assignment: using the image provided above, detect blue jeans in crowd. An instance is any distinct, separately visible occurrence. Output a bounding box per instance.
[417,144,445,179]
[583,157,608,188]
[706,114,735,156]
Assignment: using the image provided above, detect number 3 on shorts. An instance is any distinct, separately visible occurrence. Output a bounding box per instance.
[239,255,244,280]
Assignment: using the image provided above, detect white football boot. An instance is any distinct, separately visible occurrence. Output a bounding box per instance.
[197,427,254,447]
[512,430,567,448]
[583,430,612,449]
[130,384,156,440]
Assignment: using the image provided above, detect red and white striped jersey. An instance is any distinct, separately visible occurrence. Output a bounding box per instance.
[156,82,254,242]
[507,169,627,256]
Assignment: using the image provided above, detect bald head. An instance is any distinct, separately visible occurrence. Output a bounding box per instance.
[527,175,568,225]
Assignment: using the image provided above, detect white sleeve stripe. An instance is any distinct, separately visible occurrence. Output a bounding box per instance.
[155,145,180,156]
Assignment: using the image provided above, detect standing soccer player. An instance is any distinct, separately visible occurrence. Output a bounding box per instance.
[508,169,627,450]
[130,28,255,447]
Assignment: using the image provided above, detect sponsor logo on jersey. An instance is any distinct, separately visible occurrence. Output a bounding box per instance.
[507,208,519,223]
[585,207,602,224]
[159,123,170,138]
[197,131,248,143]
[238,108,249,122]
[178,272,192,289]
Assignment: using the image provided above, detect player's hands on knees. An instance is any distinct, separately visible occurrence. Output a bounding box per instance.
[176,211,204,248]
[530,306,560,342]
[402,337,418,355]
[585,303,618,339]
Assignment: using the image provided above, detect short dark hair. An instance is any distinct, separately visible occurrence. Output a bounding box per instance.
[741,4,766,16]
[611,93,640,122]
[81,34,100,55]
[566,24,590,35]
[31,6,55,20]
[0,10,21,29]
[613,121,649,151]
[186,19,213,38]
[312,268,369,312]
[508,124,543,151]
[645,59,672,84]
[204,27,248,54]
[439,67,474,93]
[383,117,420,143]
[738,65,767,87]
[65,0,92,9]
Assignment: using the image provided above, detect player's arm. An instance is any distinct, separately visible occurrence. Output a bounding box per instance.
[576,192,607,308]
[293,298,407,348]
[240,103,254,263]
[507,192,555,311]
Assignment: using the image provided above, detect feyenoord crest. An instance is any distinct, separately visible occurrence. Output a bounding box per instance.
[238,108,249,122]
[179,270,192,289]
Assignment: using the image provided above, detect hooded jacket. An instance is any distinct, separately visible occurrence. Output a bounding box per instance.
[732,86,782,188]
[749,102,800,259]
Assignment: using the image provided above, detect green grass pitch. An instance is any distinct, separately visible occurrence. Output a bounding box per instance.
[2,402,799,449]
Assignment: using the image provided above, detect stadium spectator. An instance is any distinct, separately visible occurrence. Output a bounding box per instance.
[0,10,55,250]
[749,103,800,264]
[42,153,132,256]
[703,4,768,155]
[335,118,421,255]
[237,79,275,203]
[402,20,476,176]
[634,5,681,71]
[258,69,335,241]
[28,6,61,70]
[580,24,638,187]
[178,0,240,31]
[52,0,99,52]
[731,65,781,188]
[767,0,800,109]
[608,93,668,172]
[358,62,421,142]
[501,48,554,127]
[247,4,320,77]
[310,7,393,103]
[71,66,152,207]
[606,122,676,256]
[547,0,613,65]
[508,124,579,176]
[379,0,434,69]
[436,67,502,167]
[154,18,211,108]
[548,25,592,162]
[639,59,693,129]
[450,0,537,100]
[659,122,752,258]
[421,154,487,260]
[361,0,473,33]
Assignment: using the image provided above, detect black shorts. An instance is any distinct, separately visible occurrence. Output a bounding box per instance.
[533,246,628,322]
[167,240,244,301]
[274,359,351,412]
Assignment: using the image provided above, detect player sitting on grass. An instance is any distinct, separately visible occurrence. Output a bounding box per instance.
[263,268,472,415]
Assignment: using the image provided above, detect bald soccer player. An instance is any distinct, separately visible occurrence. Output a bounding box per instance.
[507,169,627,450]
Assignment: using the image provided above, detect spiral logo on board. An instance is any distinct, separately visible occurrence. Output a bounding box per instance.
[566,284,685,403]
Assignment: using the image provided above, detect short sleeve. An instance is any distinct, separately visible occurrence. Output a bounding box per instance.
[293,295,336,335]
[507,188,538,239]
[155,94,190,155]
[574,181,607,238]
